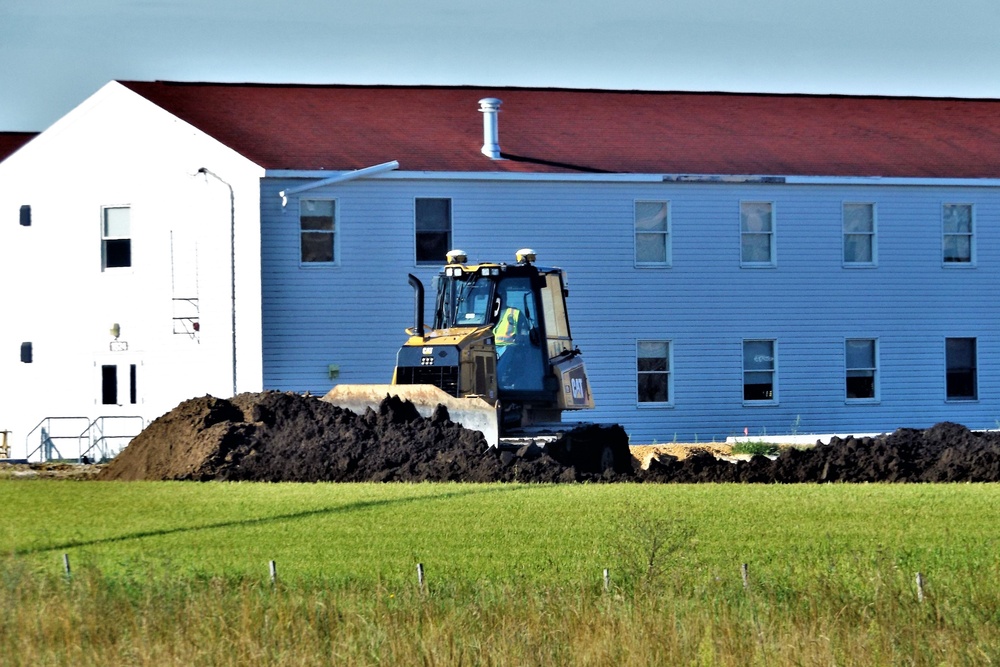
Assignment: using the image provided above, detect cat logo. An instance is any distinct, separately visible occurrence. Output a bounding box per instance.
[571,377,586,401]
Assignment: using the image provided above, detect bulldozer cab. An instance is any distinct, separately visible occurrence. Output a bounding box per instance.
[323,248,593,446]
[430,251,576,398]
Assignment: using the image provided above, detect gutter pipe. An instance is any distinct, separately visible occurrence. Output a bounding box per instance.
[279,160,400,206]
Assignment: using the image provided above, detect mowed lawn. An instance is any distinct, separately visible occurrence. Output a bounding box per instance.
[5,480,999,587]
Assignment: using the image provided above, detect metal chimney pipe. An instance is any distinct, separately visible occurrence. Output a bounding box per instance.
[479,98,502,159]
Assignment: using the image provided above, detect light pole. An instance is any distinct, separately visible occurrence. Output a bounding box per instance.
[197,167,237,397]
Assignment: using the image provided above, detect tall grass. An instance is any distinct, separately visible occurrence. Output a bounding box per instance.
[3,481,1000,665]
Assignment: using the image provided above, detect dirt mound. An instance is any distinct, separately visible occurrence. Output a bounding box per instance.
[97,392,617,483]
[642,422,1000,483]
[98,392,1000,484]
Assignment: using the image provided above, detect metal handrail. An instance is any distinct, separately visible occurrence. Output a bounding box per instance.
[78,416,145,463]
[25,417,90,463]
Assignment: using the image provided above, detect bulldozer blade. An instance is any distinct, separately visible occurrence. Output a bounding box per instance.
[321,384,500,447]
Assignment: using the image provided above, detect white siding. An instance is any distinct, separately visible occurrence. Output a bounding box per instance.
[0,83,265,459]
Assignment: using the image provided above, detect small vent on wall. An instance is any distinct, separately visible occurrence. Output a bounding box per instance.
[19,205,30,227]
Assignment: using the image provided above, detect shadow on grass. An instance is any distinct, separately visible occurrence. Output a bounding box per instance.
[15,484,535,556]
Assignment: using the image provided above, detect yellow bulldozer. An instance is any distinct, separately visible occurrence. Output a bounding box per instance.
[323,248,630,473]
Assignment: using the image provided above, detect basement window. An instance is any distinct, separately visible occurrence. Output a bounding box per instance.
[101,206,131,270]
[415,198,451,265]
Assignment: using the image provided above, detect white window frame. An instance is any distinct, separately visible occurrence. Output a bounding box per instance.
[101,205,132,271]
[842,202,877,267]
[845,338,879,403]
[414,197,452,266]
[743,339,777,404]
[945,337,978,401]
[636,340,673,407]
[634,200,671,268]
[942,203,975,267]
[740,201,776,268]
[299,198,338,267]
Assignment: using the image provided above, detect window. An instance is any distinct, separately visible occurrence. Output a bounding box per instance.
[845,338,878,401]
[740,202,774,266]
[101,206,131,269]
[415,198,451,265]
[300,199,336,264]
[943,204,974,264]
[101,365,117,405]
[843,203,875,265]
[19,205,31,227]
[100,363,138,405]
[20,342,32,363]
[637,340,671,404]
[635,201,670,266]
[946,337,977,400]
[743,340,776,402]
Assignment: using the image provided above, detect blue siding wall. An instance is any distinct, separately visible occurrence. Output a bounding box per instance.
[261,177,999,443]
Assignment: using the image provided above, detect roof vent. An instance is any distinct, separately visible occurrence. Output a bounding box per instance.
[478,98,502,160]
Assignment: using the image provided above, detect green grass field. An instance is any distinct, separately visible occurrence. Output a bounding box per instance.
[3,481,1000,665]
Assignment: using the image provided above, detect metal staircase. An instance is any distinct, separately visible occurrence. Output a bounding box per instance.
[25,415,144,463]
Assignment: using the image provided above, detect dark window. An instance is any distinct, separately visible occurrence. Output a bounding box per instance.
[845,339,877,400]
[129,364,137,404]
[637,341,670,403]
[19,205,31,227]
[300,199,335,263]
[946,337,977,400]
[415,198,451,265]
[101,365,117,405]
[20,342,32,363]
[102,207,131,269]
[743,340,776,402]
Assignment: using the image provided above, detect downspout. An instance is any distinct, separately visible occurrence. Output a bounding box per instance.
[279,160,400,206]
[197,167,237,397]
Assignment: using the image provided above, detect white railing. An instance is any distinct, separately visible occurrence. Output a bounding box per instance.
[25,416,144,463]
[79,416,145,463]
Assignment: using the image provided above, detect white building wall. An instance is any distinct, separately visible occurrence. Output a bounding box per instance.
[0,82,264,460]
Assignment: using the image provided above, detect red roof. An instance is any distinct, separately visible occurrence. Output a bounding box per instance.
[121,82,1000,178]
[0,132,37,162]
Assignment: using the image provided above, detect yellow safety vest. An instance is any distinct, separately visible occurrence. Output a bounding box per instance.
[493,308,521,346]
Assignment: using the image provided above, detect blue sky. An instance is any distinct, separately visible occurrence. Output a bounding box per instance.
[2,0,998,131]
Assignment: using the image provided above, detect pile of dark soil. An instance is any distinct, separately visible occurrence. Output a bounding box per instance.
[97,392,1000,483]
[644,422,1000,483]
[97,392,623,483]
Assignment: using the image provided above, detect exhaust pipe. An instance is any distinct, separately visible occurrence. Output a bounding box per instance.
[408,274,425,339]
